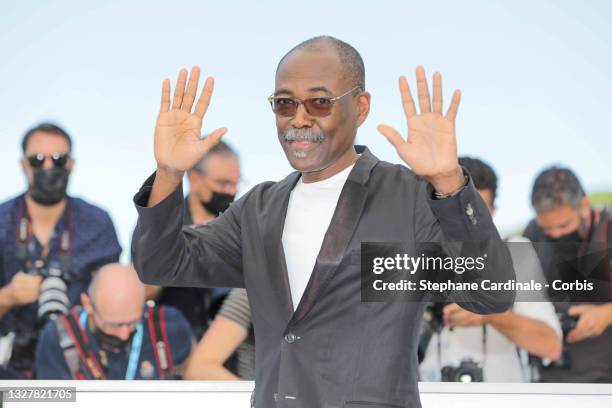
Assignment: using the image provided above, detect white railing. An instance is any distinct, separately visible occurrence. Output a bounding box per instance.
[0,381,611,407]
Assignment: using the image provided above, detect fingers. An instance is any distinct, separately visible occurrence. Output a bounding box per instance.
[568,305,590,316]
[164,67,212,115]
[432,72,443,114]
[415,65,431,114]
[172,68,188,110]
[160,79,171,113]
[443,303,460,314]
[13,272,42,286]
[445,90,461,122]
[567,319,593,343]
[194,76,215,119]
[399,76,417,119]
[181,66,201,112]
[377,124,405,150]
[566,328,578,343]
[197,127,228,155]
[445,310,474,327]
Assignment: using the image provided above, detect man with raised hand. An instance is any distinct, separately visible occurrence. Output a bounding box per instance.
[132,36,515,408]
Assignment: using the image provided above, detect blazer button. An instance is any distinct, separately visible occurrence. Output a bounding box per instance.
[284,333,297,343]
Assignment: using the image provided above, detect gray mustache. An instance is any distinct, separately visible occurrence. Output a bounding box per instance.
[282,128,325,143]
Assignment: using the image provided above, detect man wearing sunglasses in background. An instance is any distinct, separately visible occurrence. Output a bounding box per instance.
[35,263,192,380]
[0,123,121,378]
[132,36,515,408]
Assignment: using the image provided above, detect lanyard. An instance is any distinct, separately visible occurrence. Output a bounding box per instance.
[79,310,144,380]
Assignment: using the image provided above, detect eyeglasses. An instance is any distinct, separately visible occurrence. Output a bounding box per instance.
[267,86,361,118]
[26,152,70,169]
[90,301,142,330]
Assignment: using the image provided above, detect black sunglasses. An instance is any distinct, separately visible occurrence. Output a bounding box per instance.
[26,152,70,169]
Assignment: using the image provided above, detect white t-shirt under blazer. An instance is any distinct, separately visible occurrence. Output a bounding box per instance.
[282,163,355,310]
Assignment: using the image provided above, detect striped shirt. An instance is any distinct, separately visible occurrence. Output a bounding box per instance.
[218,288,255,380]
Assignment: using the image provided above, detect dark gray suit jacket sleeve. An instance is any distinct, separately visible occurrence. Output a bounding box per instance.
[416,174,516,313]
[131,172,246,289]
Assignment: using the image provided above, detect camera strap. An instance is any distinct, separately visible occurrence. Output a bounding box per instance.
[481,325,487,369]
[78,310,144,381]
[597,210,611,289]
[16,196,72,272]
[56,309,106,380]
[147,306,174,379]
[57,309,147,380]
[56,313,87,380]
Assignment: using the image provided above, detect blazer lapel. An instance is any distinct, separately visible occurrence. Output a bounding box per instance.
[291,146,379,323]
[262,172,301,318]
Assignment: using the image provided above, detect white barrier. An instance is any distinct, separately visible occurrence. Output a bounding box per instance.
[0,380,611,407]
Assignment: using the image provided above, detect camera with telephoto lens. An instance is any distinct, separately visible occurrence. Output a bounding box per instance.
[418,302,447,363]
[2,261,72,376]
[441,358,484,382]
[28,260,72,325]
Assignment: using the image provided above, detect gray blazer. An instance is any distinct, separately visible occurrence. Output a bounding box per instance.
[132,146,515,408]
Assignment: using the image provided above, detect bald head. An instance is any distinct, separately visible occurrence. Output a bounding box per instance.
[86,264,145,323]
[277,36,365,91]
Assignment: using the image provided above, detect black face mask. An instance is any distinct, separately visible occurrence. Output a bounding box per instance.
[202,191,235,216]
[548,230,582,243]
[546,212,589,244]
[92,326,136,353]
[28,168,69,206]
[546,217,586,268]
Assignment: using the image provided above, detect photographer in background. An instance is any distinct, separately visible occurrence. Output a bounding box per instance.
[141,140,240,340]
[419,157,562,382]
[184,288,255,380]
[36,264,192,380]
[524,166,612,382]
[0,123,121,378]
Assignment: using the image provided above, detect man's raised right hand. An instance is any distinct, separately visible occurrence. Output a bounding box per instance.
[148,67,227,207]
[154,66,227,177]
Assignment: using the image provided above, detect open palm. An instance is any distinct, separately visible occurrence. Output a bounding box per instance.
[154,67,227,173]
[378,66,461,179]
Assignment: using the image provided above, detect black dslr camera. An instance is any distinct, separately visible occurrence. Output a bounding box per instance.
[441,359,484,382]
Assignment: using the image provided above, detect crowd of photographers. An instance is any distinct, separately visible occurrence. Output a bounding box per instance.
[0,122,610,382]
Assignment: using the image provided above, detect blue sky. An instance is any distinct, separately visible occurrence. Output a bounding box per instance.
[1,1,610,261]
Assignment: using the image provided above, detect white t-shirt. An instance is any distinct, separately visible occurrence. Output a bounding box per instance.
[282,164,355,310]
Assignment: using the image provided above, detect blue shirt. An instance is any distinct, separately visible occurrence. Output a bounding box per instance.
[0,194,122,335]
[35,306,193,380]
